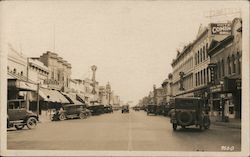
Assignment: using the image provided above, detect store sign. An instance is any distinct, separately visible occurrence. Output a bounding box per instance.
[211,23,231,35]
[210,84,223,93]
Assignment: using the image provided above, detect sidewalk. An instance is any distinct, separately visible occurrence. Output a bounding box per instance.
[211,116,241,129]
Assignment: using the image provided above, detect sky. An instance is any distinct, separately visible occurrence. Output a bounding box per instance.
[1,1,246,106]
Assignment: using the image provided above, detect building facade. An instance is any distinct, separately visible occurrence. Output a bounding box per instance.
[38,51,72,92]
[208,18,242,119]
[171,43,194,97]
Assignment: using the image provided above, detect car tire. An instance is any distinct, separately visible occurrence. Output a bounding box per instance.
[59,114,66,121]
[173,123,177,131]
[79,113,87,119]
[26,117,38,129]
[177,111,193,126]
[15,125,25,130]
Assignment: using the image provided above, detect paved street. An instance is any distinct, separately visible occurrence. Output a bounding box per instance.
[7,110,241,151]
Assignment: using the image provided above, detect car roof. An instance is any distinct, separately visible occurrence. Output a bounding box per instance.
[173,97,201,100]
[64,104,86,107]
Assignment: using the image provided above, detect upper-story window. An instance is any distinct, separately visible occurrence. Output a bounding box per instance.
[13,68,16,74]
[227,56,231,75]
[203,46,206,60]
[200,48,203,62]
[232,54,236,74]
[221,59,225,77]
[206,43,209,58]
[197,51,200,64]
[20,71,23,76]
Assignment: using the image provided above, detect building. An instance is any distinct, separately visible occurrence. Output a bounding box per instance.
[207,18,242,120]
[170,21,232,100]
[171,43,194,97]
[28,58,49,88]
[37,51,72,92]
[7,44,28,81]
[161,73,173,104]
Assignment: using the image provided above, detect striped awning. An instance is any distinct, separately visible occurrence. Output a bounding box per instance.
[39,88,70,103]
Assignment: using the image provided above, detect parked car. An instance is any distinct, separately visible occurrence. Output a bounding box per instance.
[121,105,129,113]
[7,99,39,130]
[104,105,113,113]
[170,97,210,131]
[51,104,89,121]
[87,104,105,115]
[147,104,157,115]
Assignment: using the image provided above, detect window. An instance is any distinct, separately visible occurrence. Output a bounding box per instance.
[13,68,16,74]
[203,46,206,60]
[207,67,210,83]
[227,56,231,75]
[201,70,203,85]
[200,48,203,62]
[197,51,200,64]
[20,71,23,76]
[203,69,206,84]
[221,59,225,77]
[237,52,241,74]
[195,73,198,86]
[206,43,209,58]
[217,61,221,79]
[232,54,236,73]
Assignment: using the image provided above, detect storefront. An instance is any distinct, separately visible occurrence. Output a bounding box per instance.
[209,77,241,120]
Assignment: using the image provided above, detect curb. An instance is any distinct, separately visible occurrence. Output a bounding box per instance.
[212,122,241,129]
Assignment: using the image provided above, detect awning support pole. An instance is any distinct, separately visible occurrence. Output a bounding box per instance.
[37,83,40,117]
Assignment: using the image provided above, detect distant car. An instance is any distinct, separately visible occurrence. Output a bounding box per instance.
[7,108,38,130]
[52,104,89,121]
[121,105,129,113]
[147,104,157,115]
[133,106,140,111]
[170,97,210,131]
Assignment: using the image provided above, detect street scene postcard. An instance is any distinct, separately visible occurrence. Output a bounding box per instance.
[0,0,249,157]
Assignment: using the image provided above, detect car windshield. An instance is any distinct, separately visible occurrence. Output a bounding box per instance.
[174,99,199,109]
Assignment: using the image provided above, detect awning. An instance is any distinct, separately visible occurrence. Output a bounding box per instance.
[39,88,70,103]
[8,79,37,91]
[76,94,86,103]
[61,93,83,105]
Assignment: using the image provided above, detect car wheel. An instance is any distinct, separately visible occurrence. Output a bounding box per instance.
[59,114,66,121]
[79,113,87,119]
[173,123,177,131]
[26,117,38,129]
[15,125,25,130]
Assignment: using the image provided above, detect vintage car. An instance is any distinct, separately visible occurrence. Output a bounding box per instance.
[51,104,89,121]
[133,106,140,111]
[121,105,129,113]
[87,104,105,115]
[147,104,157,115]
[7,99,38,130]
[170,97,210,131]
[104,105,113,113]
